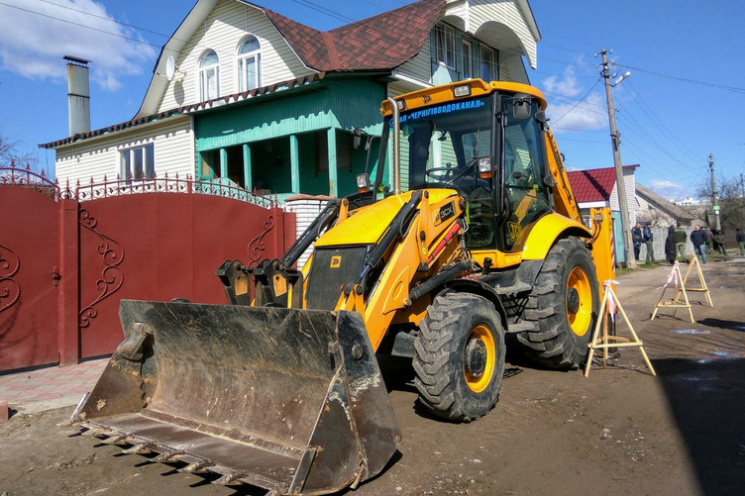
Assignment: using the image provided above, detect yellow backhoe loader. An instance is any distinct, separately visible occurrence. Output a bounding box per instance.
[70,79,614,495]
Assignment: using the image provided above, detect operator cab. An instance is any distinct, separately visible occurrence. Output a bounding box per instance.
[383,81,553,253]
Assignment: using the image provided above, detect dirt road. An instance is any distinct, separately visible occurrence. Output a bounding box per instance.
[2,258,744,496]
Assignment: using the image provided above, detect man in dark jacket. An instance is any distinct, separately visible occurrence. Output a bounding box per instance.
[631,222,643,261]
[643,222,656,263]
[665,225,677,264]
[737,228,745,257]
[690,224,707,263]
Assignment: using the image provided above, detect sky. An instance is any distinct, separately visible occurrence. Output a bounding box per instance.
[1,0,744,200]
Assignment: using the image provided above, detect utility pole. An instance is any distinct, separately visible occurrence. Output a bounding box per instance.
[600,49,633,268]
[709,153,720,231]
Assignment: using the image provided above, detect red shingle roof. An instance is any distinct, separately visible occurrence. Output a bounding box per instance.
[265,0,445,72]
[566,165,638,203]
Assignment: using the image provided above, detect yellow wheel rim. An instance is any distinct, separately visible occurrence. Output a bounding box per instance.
[567,266,592,337]
[464,324,496,393]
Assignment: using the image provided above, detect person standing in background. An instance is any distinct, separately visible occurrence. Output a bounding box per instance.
[643,222,656,263]
[690,224,707,263]
[665,225,677,264]
[674,222,687,260]
[737,228,745,257]
[704,227,714,255]
[631,222,643,261]
[713,229,727,256]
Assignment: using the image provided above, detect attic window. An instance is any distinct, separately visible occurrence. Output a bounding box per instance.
[237,35,261,92]
[199,50,220,101]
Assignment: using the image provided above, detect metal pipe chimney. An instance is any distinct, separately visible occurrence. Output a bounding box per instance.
[65,55,91,136]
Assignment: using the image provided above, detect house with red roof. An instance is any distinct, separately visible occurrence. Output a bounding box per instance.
[43,0,541,200]
[566,165,639,264]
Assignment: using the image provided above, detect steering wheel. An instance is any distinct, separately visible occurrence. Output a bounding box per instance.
[425,167,457,181]
[425,157,482,185]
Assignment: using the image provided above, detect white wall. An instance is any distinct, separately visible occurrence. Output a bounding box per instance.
[55,116,194,188]
[157,0,314,114]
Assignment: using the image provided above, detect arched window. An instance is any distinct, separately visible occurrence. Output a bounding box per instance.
[237,36,261,91]
[199,50,220,101]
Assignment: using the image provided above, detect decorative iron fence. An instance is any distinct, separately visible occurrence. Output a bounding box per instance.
[1,162,278,208]
[0,161,60,199]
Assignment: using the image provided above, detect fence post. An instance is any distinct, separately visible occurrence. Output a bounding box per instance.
[58,197,80,365]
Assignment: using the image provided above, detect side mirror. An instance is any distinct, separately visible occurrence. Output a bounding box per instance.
[512,94,532,120]
[353,127,363,149]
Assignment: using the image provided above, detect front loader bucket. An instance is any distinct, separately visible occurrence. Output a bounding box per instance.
[71,300,401,495]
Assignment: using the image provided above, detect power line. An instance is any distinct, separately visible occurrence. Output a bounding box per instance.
[37,0,170,38]
[614,63,745,95]
[547,79,601,124]
[0,1,161,48]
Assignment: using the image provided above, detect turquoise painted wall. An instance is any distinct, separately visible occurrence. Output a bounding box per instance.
[193,77,385,197]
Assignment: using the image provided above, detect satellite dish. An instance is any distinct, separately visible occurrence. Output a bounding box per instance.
[165,56,176,81]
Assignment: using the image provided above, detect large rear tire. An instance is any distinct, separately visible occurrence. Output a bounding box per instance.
[518,237,599,369]
[413,292,506,421]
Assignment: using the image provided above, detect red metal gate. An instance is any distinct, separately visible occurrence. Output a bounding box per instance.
[0,182,60,370]
[0,167,295,372]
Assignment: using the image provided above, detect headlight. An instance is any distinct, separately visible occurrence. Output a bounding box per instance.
[477,157,495,179]
[453,84,472,98]
[356,173,371,192]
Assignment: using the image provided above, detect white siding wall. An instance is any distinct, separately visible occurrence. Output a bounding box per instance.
[284,197,331,269]
[396,1,538,87]
[609,171,638,226]
[158,0,314,114]
[55,117,194,187]
[468,0,538,69]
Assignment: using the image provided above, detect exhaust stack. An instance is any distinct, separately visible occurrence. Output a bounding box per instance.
[65,55,91,136]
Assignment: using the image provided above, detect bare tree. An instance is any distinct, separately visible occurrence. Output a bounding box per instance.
[0,131,35,168]
[697,175,745,231]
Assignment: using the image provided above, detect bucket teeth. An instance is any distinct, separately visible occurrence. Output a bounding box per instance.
[180,460,214,474]
[214,472,243,485]
[153,450,184,463]
[101,434,131,445]
[91,428,116,439]
[122,443,153,455]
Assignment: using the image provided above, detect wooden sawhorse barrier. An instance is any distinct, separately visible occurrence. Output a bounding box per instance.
[678,254,713,307]
[585,281,656,377]
[651,261,694,323]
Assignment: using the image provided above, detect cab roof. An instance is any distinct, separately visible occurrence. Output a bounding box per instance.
[380,79,547,116]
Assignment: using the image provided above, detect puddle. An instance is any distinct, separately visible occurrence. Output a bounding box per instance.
[730,324,745,331]
[668,329,711,335]
[712,350,745,359]
[717,286,742,290]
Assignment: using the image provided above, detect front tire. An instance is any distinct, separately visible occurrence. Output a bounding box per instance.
[413,292,506,421]
[518,237,599,368]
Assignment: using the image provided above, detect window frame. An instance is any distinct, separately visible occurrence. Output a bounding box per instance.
[237,35,261,92]
[120,143,155,182]
[479,44,497,82]
[434,24,456,69]
[462,39,473,79]
[199,49,220,101]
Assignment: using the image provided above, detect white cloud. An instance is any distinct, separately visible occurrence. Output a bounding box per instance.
[0,0,156,91]
[541,66,607,133]
[649,179,688,201]
[543,66,582,98]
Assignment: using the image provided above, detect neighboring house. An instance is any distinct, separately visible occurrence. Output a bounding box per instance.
[566,165,639,224]
[566,165,639,264]
[635,183,699,227]
[42,0,541,202]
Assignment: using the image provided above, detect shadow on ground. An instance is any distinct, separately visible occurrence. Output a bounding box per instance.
[653,357,745,496]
